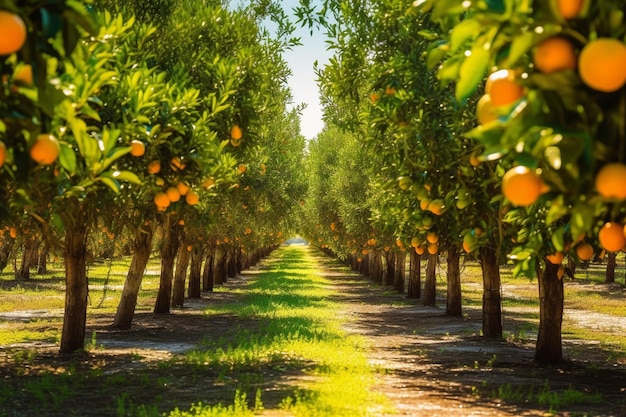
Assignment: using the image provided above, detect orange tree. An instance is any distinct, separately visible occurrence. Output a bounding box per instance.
[419,0,626,363]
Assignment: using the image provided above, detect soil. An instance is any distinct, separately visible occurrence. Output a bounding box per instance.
[1,247,625,416]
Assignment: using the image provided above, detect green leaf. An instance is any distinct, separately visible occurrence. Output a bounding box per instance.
[450,19,481,53]
[59,142,77,174]
[97,173,121,193]
[456,46,489,104]
[504,32,535,67]
[97,146,131,175]
[112,170,141,185]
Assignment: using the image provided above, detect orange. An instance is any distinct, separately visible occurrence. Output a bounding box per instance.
[238,164,247,174]
[427,243,438,255]
[428,199,445,215]
[501,165,543,206]
[185,189,199,205]
[594,163,626,200]
[419,198,431,211]
[170,156,185,171]
[578,38,626,93]
[14,64,33,85]
[415,245,425,255]
[178,219,185,225]
[545,252,564,264]
[0,11,27,55]
[557,0,583,19]
[370,92,380,103]
[330,222,336,231]
[153,192,170,209]
[176,181,190,196]
[130,140,145,157]
[575,243,594,261]
[462,240,472,253]
[30,133,60,165]
[230,138,241,147]
[476,94,498,124]
[165,187,181,202]
[426,231,439,244]
[147,160,161,174]
[410,236,420,248]
[385,85,396,96]
[0,141,6,168]
[485,69,524,107]
[231,125,243,140]
[9,227,17,238]
[203,177,216,189]
[598,221,625,252]
[533,37,577,74]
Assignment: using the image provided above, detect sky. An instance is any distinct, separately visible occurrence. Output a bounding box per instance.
[275,1,333,141]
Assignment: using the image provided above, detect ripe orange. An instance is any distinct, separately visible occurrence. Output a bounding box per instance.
[185,189,199,205]
[557,0,583,19]
[598,221,626,252]
[370,92,380,103]
[0,11,27,55]
[462,240,472,253]
[330,222,337,231]
[385,85,396,96]
[203,177,216,189]
[426,231,439,244]
[238,164,247,174]
[476,94,498,124]
[165,187,181,202]
[410,236,420,248]
[428,199,445,215]
[415,245,425,255]
[575,243,594,261]
[0,141,6,168]
[14,64,33,86]
[501,166,543,206]
[545,252,564,264]
[153,192,170,209]
[485,69,524,107]
[578,38,626,92]
[130,140,145,157]
[419,198,431,211]
[427,243,438,255]
[30,134,60,165]
[9,227,17,238]
[594,163,626,200]
[231,125,243,140]
[170,157,185,171]
[176,182,190,196]
[147,160,161,174]
[533,37,577,74]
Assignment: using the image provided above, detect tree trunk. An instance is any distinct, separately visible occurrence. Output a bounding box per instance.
[383,251,395,286]
[202,245,216,291]
[188,246,203,298]
[37,240,49,274]
[59,201,90,354]
[0,238,13,273]
[394,252,406,293]
[213,246,227,285]
[535,260,564,364]
[446,244,462,316]
[565,255,576,279]
[154,217,181,314]
[423,252,437,306]
[112,223,154,329]
[172,238,191,308]
[480,246,502,339]
[605,251,616,283]
[16,238,38,280]
[407,250,421,299]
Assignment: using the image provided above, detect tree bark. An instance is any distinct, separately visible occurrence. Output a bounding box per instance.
[480,245,502,338]
[172,238,191,308]
[154,217,181,314]
[423,252,437,306]
[446,244,462,316]
[394,252,406,293]
[59,201,90,354]
[407,250,421,299]
[605,251,616,283]
[0,238,13,273]
[37,240,49,274]
[535,260,564,364]
[383,251,395,286]
[213,246,227,285]
[202,245,216,291]
[112,223,154,329]
[188,245,203,298]
[16,237,38,280]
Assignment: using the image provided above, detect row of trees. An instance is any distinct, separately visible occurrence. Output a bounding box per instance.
[0,0,307,353]
[299,0,626,364]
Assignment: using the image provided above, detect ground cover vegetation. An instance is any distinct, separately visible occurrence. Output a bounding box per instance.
[0,0,625,415]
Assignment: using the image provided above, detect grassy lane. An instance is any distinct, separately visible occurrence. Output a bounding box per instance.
[183,245,392,416]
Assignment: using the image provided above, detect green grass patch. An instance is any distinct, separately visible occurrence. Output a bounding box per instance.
[186,246,392,417]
